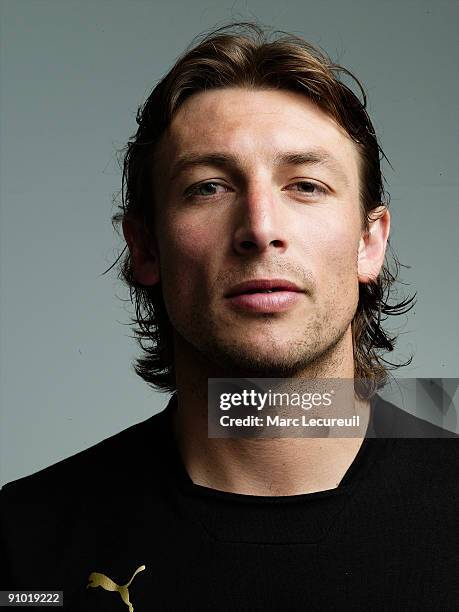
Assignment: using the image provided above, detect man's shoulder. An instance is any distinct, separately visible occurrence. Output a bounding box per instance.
[0,408,169,504]
[369,395,459,488]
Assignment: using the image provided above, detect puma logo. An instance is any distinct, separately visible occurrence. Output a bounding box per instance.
[86,564,146,612]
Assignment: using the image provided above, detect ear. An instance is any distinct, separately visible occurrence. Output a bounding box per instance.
[122,217,160,286]
[358,206,391,284]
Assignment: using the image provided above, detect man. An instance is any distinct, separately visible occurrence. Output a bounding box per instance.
[1,22,457,611]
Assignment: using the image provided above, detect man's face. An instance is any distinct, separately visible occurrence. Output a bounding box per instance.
[146,87,381,376]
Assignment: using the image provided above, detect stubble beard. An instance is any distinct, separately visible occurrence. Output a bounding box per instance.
[172,305,352,380]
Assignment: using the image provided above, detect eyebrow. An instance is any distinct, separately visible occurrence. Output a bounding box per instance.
[169,149,349,186]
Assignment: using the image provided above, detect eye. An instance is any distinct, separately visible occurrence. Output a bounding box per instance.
[284,181,327,196]
[185,181,230,198]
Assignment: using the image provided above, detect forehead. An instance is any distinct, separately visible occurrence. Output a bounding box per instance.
[156,87,359,184]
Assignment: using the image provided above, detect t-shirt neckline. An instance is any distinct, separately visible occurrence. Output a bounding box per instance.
[158,390,385,504]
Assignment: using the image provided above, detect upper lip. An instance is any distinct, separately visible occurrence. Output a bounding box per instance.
[225,278,303,297]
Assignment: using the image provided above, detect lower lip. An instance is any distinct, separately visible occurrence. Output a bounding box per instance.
[226,291,303,313]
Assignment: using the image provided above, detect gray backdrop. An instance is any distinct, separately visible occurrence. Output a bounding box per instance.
[1,0,458,487]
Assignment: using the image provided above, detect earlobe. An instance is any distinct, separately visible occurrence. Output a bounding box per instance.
[357,207,390,284]
[122,217,161,286]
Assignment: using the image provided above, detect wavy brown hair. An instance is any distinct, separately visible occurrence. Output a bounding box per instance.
[108,21,416,400]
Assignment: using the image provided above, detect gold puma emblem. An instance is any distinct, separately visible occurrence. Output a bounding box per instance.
[86,564,146,612]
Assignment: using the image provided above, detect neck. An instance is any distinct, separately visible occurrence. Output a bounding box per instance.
[171,328,370,496]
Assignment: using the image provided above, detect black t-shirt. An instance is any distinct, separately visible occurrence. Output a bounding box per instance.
[1,393,458,611]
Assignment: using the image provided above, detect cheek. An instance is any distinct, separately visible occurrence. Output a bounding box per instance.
[157,216,216,305]
[313,221,360,299]
[327,232,358,272]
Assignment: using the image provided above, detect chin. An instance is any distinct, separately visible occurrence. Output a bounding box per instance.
[205,340,315,378]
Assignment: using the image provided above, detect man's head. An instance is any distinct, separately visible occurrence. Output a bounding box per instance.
[112,22,415,398]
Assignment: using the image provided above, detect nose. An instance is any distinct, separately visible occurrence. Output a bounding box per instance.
[232,184,288,255]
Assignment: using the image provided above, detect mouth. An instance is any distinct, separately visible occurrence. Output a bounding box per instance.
[225,278,302,298]
[225,279,304,313]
